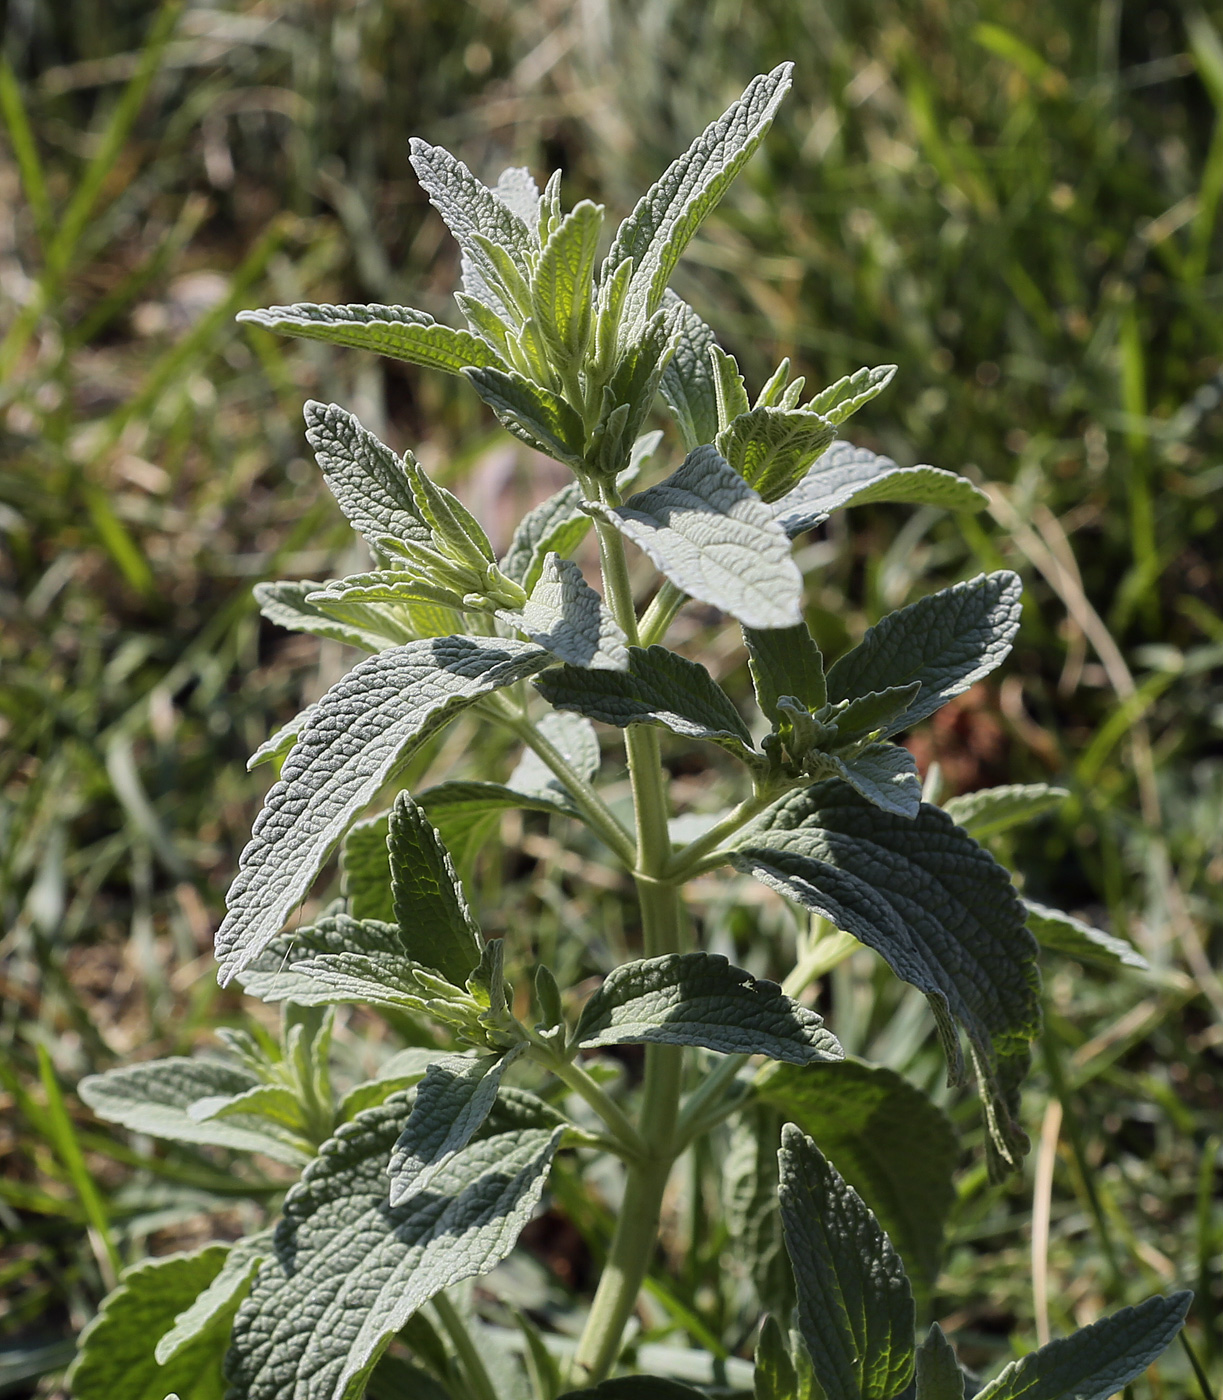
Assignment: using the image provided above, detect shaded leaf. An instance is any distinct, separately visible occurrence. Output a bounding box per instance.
[1024,900,1148,970]
[831,743,922,820]
[914,1325,965,1400]
[942,783,1068,840]
[465,365,588,469]
[725,1107,793,1319]
[754,1315,799,1400]
[254,580,408,653]
[744,624,826,721]
[560,1381,708,1400]
[342,815,395,924]
[156,1234,272,1365]
[501,554,629,669]
[660,294,721,452]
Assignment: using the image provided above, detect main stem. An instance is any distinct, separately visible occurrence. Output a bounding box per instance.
[571,515,687,1384]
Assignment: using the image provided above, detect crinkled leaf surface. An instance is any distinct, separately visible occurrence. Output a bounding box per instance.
[593,446,803,630]
[660,294,721,452]
[532,199,603,363]
[942,783,1068,840]
[465,365,588,469]
[417,780,572,874]
[303,401,432,551]
[772,441,987,538]
[733,783,1040,1170]
[216,636,551,982]
[826,573,1023,735]
[831,743,922,820]
[493,165,541,229]
[830,684,922,745]
[225,1097,563,1400]
[254,580,409,653]
[716,406,837,503]
[238,305,502,375]
[604,64,793,336]
[725,1106,792,1319]
[974,1293,1191,1400]
[69,1248,231,1400]
[744,624,826,720]
[1025,899,1148,970]
[338,1047,444,1121]
[388,1046,526,1205]
[341,816,395,924]
[806,365,897,426]
[78,1058,306,1165]
[501,554,629,669]
[574,953,842,1062]
[779,1125,915,1400]
[157,1234,272,1365]
[387,791,483,984]
[501,482,590,590]
[757,1057,957,1296]
[236,915,406,1006]
[536,644,756,761]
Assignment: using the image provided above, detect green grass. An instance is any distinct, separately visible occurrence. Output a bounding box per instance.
[1,1,1221,1395]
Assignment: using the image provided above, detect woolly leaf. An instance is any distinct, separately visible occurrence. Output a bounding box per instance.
[465,365,588,468]
[156,1234,272,1365]
[942,783,1068,840]
[254,580,409,653]
[744,624,826,721]
[501,553,629,669]
[725,1107,793,1319]
[235,916,411,1007]
[660,294,721,452]
[716,406,837,503]
[501,482,590,590]
[216,637,551,982]
[508,708,602,803]
[532,199,603,364]
[831,743,922,820]
[778,1125,915,1400]
[574,953,842,1062]
[1025,900,1149,970]
[805,365,897,426]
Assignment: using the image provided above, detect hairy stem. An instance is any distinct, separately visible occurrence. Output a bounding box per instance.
[537,1050,647,1160]
[433,1291,500,1400]
[638,579,688,647]
[663,789,775,881]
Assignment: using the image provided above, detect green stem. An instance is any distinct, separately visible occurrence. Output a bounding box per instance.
[663,790,775,881]
[535,1049,647,1160]
[638,580,688,646]
[433,1291,500,1400]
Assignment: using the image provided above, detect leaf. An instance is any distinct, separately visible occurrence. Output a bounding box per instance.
[388,1046,527,1205]
[592,445,803,630]
[942,783,1069,840]
[560,1382,708,1400]
[305,571,465,614]
[464,365,588,468]
[301,401,429,550]
[757,1057,957,1297]
[573,953,842,1062]
[711,345,751,427]
[254,580,408,653]
[604,64,793,338]
[973,1293,1192,1400]
[805,365,897,426]
[234,916,412,1007]
[78,1058,307,1165]
[533,199,603,364]
[68,1248,232,1400]
[660,294,721,451]
[493,165,542,230]
[832,743,922,820]
[778,1124,916,1400]
[831,684,922,745]
[156,1234,272,1365]
[409,140,536,319]
[725,1107,793,1318]
[588,307,680,476]
[716,406,838,504]
[501,482,591,590]
[913,1325,965,1400]
[501,554,629,669]
[338,1048,443,1120]
[387,790,484,984]
[755,1315,800,1400]
[733,783,1041,1171]
[417,780,573,874]
[1024,899,1149,970]
[237,304,503,374]
[247,703,317,772]
[772,440,988,538]
[342,815,395,924]
[536,644,756,761]
[215,636,551,983]
[826,573,1024,735]
[743,624,826,724]
[225,1097,564,1400]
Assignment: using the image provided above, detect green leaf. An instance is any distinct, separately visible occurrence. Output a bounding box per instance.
[831,743,922,821]
[501,482,591,590]
[338,1048,442,1120]
[464,365,588,468]
[974,1293,1191,1400]
[387,790,484,985]
[156,1234,272,1365]
[757,1058,957,1297]
[717,406,838,504]
[733,784,1041,1171]
[744,624,827,721]
[913,1324,964,1400]
[235,915,414,1007]
[247,704,316,772]
[254,580,410,653]
[772,441,988,538]
[588,307,680,477]
[401,454,496,568]
[388,1045,527,1205]
[78,1058,307,1165]
[711,345,751,428]
[225,1097,564,1400]
[1024,899,1149,970]
[725,1107,793,1318]
[508,709,602,804]
[826,573,1023,735]
[305,571,466,614]
[533,199,604,364]
[805,365,897,426]
[573,952,842,1062]
[755,1315,799,1400]
[942,783,1069,840]
[501,554,629,669]
[778,1124,915,1400]
[216,636,551,983]
[303,400,431,551]
[660,294,721,451]
[604,64,793,337]
[342,815,395,924]
[416,779,573,874]
[238,305,503,374]
[831,684,922,745]
[409,140,536,320]
[560,1381,708,1400]
[69,1248,232,1400]
[592,445,803,630]
[536,644,756,761]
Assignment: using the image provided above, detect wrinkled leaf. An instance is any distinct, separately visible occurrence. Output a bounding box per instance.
[831,743,922,820]
[156,1234,272,1365]
[744,623,826,721]
[254,580,409,653]
[942,783,1068,840]
[501,554,629,669]
[725,1107,793,1319]
[501,482,591,591]
[717,406,837,504]
[805,365,897,426]
[1025,899,1148,970]
[235,916,413,1008]
[533,199,603,364]
[660,294,721,451]
[913,1325,965,1400]
[465,365,588,469]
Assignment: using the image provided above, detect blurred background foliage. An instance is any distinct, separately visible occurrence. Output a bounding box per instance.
[1,0,1221,1395]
